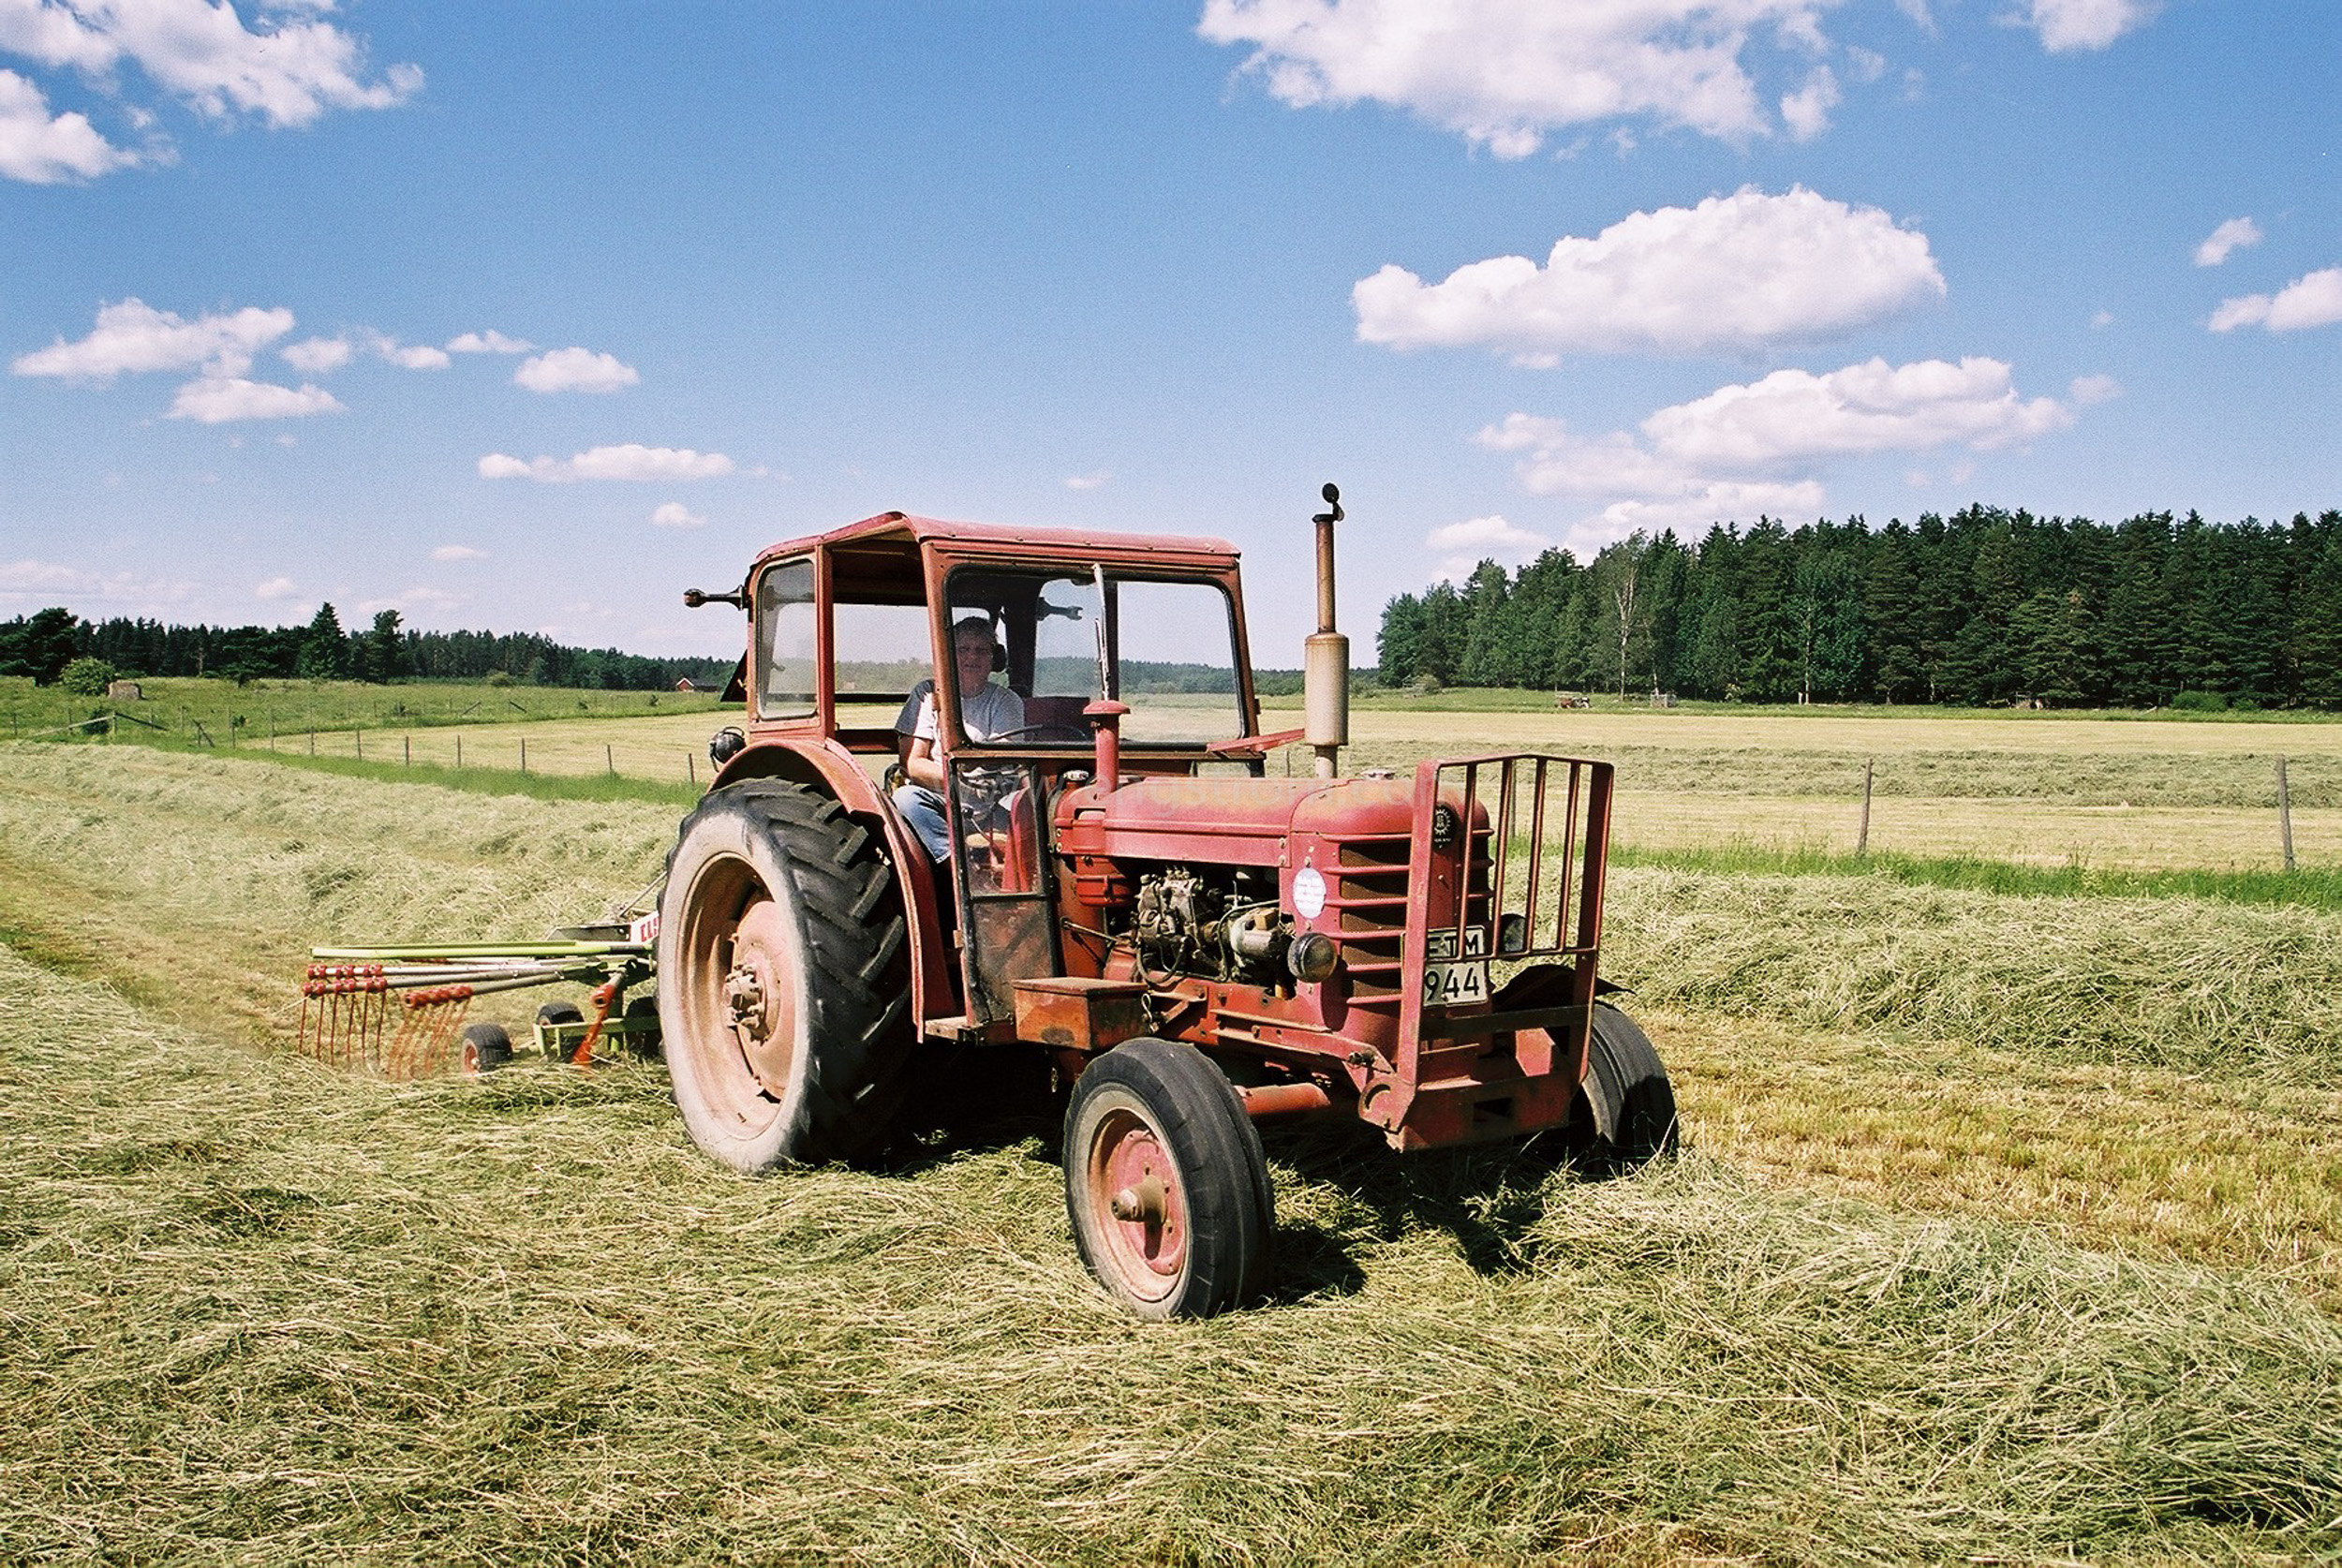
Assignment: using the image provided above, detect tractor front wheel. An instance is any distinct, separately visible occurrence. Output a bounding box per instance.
[1567,1002,1679,1173]
[657,780,913,1170]
[1063,1038,1273,1319]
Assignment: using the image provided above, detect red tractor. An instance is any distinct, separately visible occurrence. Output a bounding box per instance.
[660,486,1675,1317]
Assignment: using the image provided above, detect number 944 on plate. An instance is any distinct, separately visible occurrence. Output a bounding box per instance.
[1422,925,1490,1008]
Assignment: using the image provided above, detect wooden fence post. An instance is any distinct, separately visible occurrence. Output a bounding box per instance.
[2277,755,2296,873]
[455,733,463,769]
[1857,758,1875,857]
[520,737,527,775]
[606,743,615,775]
[687,751,695,786]
[404,735,411,767]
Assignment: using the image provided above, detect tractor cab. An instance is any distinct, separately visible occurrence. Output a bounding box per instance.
[705,511,1282,1030]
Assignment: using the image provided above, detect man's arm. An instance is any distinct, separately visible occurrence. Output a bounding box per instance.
[897,684,942,791]
[902,732,944,793]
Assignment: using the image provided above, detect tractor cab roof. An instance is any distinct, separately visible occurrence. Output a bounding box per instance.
[750,511,1242,577]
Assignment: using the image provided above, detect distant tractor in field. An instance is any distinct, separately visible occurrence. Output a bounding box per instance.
[660,486,1674,1317]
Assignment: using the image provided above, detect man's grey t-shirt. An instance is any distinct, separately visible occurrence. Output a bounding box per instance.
[895,679,1025,745]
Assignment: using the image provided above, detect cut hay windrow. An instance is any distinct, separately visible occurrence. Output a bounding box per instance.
[2,946,2337,1564]
[1603,866,2342,1086]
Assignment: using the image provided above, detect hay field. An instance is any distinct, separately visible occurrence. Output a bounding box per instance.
[2,743,2339,1563]
[256,703,2338,871]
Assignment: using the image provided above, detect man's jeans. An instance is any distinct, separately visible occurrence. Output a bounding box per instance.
[893,783,952,861]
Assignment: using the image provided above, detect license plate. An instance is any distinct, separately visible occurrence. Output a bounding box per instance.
[1422,926,1490,1008]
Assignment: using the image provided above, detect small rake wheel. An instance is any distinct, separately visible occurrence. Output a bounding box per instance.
[537,1000,585,1063]
[459,1022,513,1075]
[1063,1038,1273,1319]
[657,780,913,1170]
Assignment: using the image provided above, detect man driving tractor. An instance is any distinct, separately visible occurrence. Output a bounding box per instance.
[891,614,1026,860]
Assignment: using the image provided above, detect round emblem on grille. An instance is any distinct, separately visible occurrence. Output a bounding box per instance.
[1292,865,1327,919]
[1430,802,1461,851]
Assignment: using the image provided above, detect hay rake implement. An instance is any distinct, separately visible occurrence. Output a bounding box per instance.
[297,935,657,1078]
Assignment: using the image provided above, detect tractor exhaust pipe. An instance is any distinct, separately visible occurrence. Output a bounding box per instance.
[1305,482,1348,780]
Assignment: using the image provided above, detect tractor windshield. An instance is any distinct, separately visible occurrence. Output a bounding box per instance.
[942,567,1244,747]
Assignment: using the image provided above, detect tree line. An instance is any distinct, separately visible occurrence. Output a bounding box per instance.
[0,602,734,692]
[1376,506,2342,709]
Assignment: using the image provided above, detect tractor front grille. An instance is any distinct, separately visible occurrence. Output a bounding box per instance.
[1314,754,1611,1025]
[1326,833,1411,1006]
[1318,827,1490,1011]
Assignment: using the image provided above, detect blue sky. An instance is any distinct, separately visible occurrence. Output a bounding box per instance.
[3,0,2336,661]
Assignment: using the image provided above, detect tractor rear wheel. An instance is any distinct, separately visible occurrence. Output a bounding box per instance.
[1568,1002,1678,1173]
[657,780,913,1170]
[1063,1038,1273,1319]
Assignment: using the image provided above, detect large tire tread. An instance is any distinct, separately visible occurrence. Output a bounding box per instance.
[662,779,915,1166]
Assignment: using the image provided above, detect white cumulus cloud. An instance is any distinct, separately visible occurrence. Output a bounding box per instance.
[166,374,343,423]
[2012,0,2157,52]
[2068,373,2120,405]
[254,575,297,599]
[280,335,351,374]
[0,557,196,610]
[1199,0,1846,154]
[1425,513,1552,581]
[446,329,533,354]
[13,297,293,379]
[479,444,734,482]
[2193,216,2262,267]
[2209,267,2342,334]
[1064,470,1111,491]
[0,65,135,181]
[358,586,459,616]
[1356,186,1943,362]
[650,502,704,528]
[371,335,449,371]
[0,0,422,129]
[513,347,639,393]
[0,556,91,594]
[431,544,487,561]
[1477,355,2077,549]
[1779,66,1839,141]
[1638,356,2072,466]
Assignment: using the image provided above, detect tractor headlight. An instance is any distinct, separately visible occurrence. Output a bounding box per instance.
[1498,911,1529,955]
[1287,931,1340,984]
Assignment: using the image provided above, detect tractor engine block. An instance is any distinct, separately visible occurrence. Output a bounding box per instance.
[1129,865,1291,986]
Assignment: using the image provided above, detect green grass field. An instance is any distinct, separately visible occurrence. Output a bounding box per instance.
[4,704,2341,1563]
[0,673,726,747]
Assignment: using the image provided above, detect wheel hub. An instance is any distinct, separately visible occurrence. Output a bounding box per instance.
[1110,1176,1166,1223]
[1089,1109,1186,1285]
[723,964,766,1034]
[723,897,796,1095]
